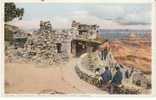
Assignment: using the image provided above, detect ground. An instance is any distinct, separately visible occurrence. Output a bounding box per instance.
[5,58,107,94]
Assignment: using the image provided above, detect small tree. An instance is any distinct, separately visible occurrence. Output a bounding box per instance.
[4,3,24,43]
[5,3,24,22]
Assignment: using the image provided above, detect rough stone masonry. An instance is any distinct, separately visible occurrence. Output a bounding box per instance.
[16,20,99,64]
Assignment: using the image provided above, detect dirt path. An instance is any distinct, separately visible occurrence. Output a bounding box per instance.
[5,58,107,94]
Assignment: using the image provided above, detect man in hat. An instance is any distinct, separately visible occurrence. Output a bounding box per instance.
[110,67,123,93]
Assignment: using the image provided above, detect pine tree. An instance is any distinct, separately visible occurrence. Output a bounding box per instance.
[5,3,24,22]
[4,3,24,43]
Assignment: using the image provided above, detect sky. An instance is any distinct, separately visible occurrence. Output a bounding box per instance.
[9,3,152,31]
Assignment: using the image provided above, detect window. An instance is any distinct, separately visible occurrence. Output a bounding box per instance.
[56,43,62,53]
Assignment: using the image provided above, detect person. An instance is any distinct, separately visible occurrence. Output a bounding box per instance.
[125,69,130,79]
[101,66,112,84]
[94,68,102,87]
[95,68,100,75]
[99,40,110,61]
[101,50,104,60]
[102,40,110,60]
[101,66,112,90]
[129,66,134,77]
[110,67,123,93]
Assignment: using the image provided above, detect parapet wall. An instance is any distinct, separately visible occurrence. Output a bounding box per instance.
[74,53,141,94]
[75,53,97,85]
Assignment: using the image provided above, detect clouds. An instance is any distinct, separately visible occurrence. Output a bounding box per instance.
[11,3,151,30]
[122,12,150,24]
[82,4,151,25]
[83,4,125,19]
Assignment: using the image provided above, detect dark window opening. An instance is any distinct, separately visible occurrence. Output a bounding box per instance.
[79,31,82,35]
[56,43,62,53]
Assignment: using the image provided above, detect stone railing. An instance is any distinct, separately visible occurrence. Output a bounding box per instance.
[75,65,98,86]
[75,53,98,86]
[75,53,141,94]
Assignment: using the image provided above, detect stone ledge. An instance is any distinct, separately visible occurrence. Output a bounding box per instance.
[75,53,141,94]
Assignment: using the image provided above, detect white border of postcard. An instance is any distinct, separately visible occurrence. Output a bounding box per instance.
[0,0,156,97]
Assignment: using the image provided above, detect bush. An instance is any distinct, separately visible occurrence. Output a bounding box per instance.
[4,26,13,44]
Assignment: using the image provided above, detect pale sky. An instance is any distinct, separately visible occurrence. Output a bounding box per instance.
[9,3,152,31]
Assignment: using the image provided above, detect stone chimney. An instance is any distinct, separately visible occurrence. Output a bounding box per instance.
[40,20,52,32]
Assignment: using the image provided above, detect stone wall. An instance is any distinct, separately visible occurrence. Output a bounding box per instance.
[8,20,101,64]
[71,20,99,40]
[75,53,141,94]
[15,21,73,64]
[75,53,97,86]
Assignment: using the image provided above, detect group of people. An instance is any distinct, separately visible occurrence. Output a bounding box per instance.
[95,66,123,93]
[95,40,135,93]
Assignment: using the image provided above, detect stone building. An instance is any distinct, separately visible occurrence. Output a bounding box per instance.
[71,20,100,56]
[71,20,99,40]
[21,20,101,64]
